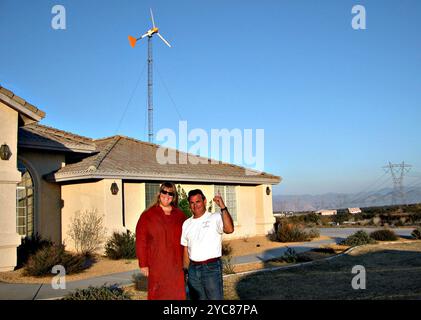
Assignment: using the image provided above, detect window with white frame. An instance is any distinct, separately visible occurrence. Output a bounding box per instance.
[145,183,160,208]
[214,185,237,222]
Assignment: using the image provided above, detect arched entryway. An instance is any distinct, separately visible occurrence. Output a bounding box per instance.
[16,160,35,237]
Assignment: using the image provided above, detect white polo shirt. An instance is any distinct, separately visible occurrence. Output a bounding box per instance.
[181,211,223,262]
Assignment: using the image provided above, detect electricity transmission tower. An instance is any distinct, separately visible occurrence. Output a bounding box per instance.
[383,161,411,205]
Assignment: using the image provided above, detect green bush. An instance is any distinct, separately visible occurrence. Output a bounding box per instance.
[105,230,136,260]
[23,244,87,276]
[411,227,421,239]
[340,230,376,246]
[16,233,53,269]
[62,285,132,300]
[276,223,319,242]
[369,229,398,241]
[177,185,192,218]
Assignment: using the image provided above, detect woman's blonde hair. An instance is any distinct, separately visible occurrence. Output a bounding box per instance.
[147,182,179,210]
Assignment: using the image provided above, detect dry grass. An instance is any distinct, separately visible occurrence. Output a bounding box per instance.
[224,241,421,300]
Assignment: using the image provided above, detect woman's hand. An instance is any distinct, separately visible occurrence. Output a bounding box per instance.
[140,267,149,277]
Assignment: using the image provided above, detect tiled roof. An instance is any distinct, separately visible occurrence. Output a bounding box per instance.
[19,123,97,153]
[49,135,281,185]
[0,85,46,119]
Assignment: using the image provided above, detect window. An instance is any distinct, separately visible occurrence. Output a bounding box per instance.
[214,185,237,222]
[16,161,34,237]
[145,183,160,208]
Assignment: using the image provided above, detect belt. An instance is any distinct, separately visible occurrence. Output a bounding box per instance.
[190,257,221,265]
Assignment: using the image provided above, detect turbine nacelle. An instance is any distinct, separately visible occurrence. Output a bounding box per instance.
[128,9,171,48]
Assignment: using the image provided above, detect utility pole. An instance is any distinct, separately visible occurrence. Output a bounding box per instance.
[383,161,411,205]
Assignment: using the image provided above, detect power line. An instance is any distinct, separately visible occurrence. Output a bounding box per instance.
[115,60,147,135]
[156,65,183,120]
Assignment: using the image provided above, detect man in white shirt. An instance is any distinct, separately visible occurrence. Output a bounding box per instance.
[181,189,234,300]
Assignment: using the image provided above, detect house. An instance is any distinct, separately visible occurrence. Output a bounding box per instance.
[315,209,337,216]
[348,207,362,214]
[0,85,281,271]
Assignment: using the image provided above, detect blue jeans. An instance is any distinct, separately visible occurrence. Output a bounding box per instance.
[187,259,223,300]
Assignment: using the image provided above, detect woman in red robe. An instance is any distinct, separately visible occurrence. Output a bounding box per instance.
[135,182,187,300]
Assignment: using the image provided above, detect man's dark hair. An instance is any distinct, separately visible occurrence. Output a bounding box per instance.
[188,189,206,202]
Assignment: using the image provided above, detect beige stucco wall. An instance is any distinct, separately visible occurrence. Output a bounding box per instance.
[61,179,125,252]
[0,102,22,271]
[123,182,145,232]
[18,150,64,243]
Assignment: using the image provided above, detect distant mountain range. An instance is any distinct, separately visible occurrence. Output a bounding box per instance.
[273,187,421,212]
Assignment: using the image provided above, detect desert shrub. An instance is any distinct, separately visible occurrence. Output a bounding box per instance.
[222,256,236,275]
[62,285,132,300]
[67,209,107,255]
[333,213,350,225]
[304,213,321,225]
[23,244,87,276]
[16,233,53,269]
[340,230,376,246]
[105,230,136,260]
[276,223,318,242]
[307,228,320,239]
[369,229,398,241]
[222,241,233,256]
[281,247,298,263]
[411,227,421,239]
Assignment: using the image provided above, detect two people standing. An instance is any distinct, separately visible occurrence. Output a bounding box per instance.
[135,182,234,300]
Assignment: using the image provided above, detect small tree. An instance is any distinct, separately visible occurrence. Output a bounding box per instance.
[67,209,106,255]
[177,185,192,218]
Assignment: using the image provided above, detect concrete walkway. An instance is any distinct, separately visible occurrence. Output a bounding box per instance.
[0,227,413,300]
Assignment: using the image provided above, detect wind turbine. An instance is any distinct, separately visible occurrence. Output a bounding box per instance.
[128,9,171,143]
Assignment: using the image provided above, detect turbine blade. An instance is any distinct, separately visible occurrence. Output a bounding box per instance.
[157,33,171,47]
[150,8,156,28]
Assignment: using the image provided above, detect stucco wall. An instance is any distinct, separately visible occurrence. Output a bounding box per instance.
[123,182,145,232]
[61,179,125,252]
[0,102,22,271]
[18,150,64,243]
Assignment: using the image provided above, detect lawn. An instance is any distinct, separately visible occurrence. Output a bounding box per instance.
[224,241,421,300]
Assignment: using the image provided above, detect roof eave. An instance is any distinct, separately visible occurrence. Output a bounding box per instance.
[47,171,281,185]
[0,91,45,123]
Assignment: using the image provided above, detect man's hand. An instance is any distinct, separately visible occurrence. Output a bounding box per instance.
[213,194,226,209]
[140,267,149,277]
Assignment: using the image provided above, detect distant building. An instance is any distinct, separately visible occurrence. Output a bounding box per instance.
[315,209,337,216]
[348,208,362,215]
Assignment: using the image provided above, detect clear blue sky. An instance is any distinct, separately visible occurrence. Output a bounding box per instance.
[1,0,420,195]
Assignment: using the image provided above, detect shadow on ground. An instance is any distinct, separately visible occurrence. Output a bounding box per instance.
[225,242,421,300]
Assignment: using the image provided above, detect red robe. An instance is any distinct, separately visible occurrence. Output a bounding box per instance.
[135,205,187,300]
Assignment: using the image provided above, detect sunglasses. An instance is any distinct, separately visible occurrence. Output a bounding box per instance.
[160,190,175,197]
